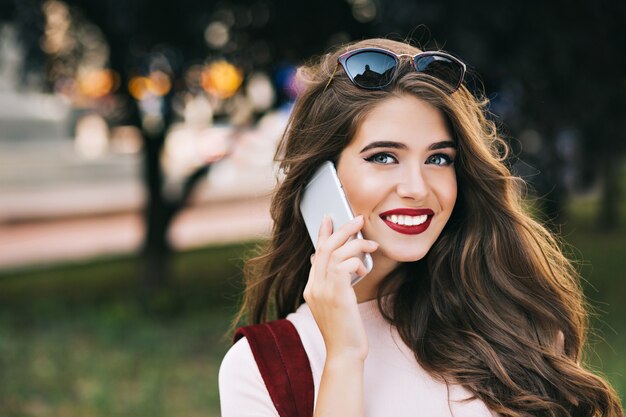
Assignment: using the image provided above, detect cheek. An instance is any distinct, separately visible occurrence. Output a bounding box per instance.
[431,172,457,210]
[443,176,458,210]
[341,173,386,214]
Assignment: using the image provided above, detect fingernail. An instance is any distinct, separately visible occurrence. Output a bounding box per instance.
[369,241,379,248]
[350,215,363,223]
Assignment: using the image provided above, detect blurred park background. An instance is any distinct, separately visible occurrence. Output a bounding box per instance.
[0,0,624,415]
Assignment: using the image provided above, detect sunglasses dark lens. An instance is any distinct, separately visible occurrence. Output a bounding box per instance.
[344,51,397,88]
[414,55,463,90]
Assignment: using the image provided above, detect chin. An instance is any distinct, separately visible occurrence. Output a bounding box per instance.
[381,246,431,263]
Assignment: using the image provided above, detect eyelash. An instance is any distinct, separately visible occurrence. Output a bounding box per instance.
[364,152,455,166]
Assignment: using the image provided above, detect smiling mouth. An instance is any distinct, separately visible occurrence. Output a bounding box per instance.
[383,214,428,226]
[379,209,434,235]
[381,216,432,235]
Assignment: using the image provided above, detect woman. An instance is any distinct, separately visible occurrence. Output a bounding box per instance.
[219,38,623,417]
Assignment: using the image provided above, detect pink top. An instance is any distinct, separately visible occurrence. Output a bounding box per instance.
[219,298,496,416]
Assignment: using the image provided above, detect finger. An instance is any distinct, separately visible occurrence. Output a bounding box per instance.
[330,239,378,265]
[318,215,365,256]
[354,259,369,278]
[332,257,368,280]
[314,215,363,276]
[311,256,367,294]
[315,215,333,249]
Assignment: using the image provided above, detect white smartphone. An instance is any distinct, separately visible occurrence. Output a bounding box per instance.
[299,161,374,285]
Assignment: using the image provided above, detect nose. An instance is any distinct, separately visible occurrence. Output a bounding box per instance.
[396,166,428,201]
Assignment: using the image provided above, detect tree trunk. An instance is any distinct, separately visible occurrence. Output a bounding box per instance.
[138,120,210,307]
[140,128,171,296]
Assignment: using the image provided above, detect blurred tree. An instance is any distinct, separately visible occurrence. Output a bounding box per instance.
[3,0,368,300]
[67,0,367,300]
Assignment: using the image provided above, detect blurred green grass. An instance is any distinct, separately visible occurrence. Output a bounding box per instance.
[0,199,624,416]
[0,242,257,417]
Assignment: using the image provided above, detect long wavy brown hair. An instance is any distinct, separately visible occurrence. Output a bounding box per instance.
[232,38,623,417]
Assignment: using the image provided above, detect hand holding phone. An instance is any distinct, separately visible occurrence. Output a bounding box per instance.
[299,161,374,285]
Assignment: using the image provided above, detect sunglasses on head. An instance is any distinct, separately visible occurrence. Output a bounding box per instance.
[325,47,467,94]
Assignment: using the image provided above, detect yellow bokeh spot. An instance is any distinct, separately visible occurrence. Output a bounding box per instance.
[201,60,243,99]
[128,76,150,100]
[148,71,172,96]
[78,69,118,98]
[128,71,172,100]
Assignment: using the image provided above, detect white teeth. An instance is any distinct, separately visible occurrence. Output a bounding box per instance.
[385,214,428,226]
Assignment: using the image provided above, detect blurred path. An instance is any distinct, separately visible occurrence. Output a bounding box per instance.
[0,195,272,270]
[0,132,280,271]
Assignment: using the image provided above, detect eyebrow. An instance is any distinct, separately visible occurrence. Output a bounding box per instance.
[359,140,456,153]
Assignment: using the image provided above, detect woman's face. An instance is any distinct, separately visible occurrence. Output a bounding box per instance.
[336,94,457,266]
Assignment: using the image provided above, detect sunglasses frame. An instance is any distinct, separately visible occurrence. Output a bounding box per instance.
[328,47,467,93]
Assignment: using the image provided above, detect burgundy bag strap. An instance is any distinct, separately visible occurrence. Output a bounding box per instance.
[234,319,314,417]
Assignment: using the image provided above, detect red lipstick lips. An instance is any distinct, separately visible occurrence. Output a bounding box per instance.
[379,208,435,235]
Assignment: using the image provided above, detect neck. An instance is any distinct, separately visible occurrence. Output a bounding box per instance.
[353,251,401,303]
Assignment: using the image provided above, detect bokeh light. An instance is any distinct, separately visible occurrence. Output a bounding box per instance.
[274,64,300,100]
[41,0,72,55]
[200,60,243,99]
[74,113,109,159]
[246,72,275,112]
[204,21,230,49]
[76,68,118,98]
[147,70,172,96]
[128,76,150,101]
[348,0,377,23]
[128,71,172,101]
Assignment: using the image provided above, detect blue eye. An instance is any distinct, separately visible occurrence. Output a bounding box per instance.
[364,152,397,164]
[426,153,454,166]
